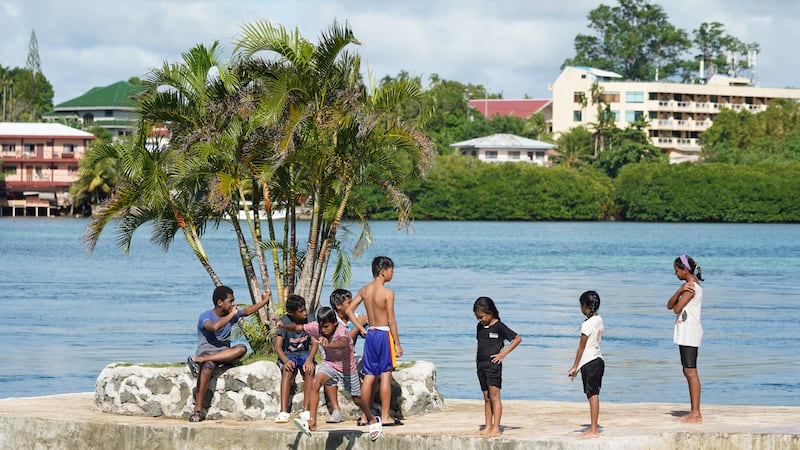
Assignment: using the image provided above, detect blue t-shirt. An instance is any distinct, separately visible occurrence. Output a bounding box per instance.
[276,316,314,357]
[196,309,243,355]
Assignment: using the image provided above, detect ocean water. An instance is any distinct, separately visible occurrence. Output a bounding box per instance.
[1,218,798,406]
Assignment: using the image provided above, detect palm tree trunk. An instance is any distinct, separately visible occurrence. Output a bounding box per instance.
[309,185,350,309]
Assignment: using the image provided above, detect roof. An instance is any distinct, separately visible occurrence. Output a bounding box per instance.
[0,122,96,139]
[468,99,550,119]
[54,81,147,109]
[450,133,557,149]
[568,66,624,79]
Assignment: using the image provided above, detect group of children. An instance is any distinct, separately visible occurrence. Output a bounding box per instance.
[187,253,705,440]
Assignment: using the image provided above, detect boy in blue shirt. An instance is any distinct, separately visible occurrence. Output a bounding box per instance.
[273,294,319,423]
[187,285,268,422]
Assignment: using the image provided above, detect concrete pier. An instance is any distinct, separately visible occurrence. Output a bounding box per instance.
[1,393,798,449]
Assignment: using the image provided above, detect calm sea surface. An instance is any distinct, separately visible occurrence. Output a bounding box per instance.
[1,218,799,406]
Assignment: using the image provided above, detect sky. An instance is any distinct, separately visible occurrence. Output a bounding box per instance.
[2,0,799,105]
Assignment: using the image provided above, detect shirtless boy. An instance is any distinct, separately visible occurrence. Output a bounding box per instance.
[345,256,404,426]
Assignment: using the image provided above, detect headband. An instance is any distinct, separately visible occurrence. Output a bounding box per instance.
[679,254,692,272]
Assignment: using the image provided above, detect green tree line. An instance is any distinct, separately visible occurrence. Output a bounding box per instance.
[358,157,800,223]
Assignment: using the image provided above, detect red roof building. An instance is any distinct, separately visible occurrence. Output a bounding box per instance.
[467,99,551,119]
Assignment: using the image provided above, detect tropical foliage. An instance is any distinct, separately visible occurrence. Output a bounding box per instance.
[563,0,757,83]
[83,21,434,354]
[615,162,800,222]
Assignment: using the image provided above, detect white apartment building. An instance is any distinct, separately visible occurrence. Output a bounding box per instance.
[550,66,800,163]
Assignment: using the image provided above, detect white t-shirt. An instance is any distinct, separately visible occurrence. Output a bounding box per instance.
[578,315,604,369]
[674,281,703,347]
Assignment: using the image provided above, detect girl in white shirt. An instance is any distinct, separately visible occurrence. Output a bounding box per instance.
[667,253,704,424]
[567,290,605,438]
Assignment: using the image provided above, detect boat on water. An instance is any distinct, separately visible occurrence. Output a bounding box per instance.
[224,201,287,221]
[229,208,286,220]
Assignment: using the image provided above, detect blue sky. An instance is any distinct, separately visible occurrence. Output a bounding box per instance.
[2,0,798,105]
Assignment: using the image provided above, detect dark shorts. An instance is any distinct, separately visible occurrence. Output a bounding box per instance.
[278,354,313,375]
[477,361,502,391]
[679,345,699,369]
[580,357,604,398]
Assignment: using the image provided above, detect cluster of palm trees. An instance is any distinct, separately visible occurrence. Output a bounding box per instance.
[83,20,434,353]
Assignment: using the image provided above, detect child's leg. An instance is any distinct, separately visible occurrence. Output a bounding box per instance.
[302,369,317,415]
[192,345,246,364]
[306,373,329,431]
[192,365,213,418]
[680,367,702,423]
[485,385,503,437]
[580,394,600,438]
[279,365,295,413]
[361,374,377,418]
[324,385,341,413]
[378,370,394,422]
[477,389,491,437]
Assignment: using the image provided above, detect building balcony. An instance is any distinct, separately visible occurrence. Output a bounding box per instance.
[652,119,712,132]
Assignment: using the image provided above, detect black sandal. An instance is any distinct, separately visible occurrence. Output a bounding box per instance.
[187,357,200,377]
[188,410,203,422]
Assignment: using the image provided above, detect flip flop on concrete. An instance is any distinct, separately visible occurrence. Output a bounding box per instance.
[293,418,312,437]
[382,417,403,426]
[369,417,382,441]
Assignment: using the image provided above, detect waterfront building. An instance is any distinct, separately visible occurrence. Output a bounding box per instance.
[0,122,95,216]
[450,133,557,166]
[43,80,146,139]
[549,66,800,163]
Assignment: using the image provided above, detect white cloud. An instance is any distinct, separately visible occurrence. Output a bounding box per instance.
[2,0,800,104]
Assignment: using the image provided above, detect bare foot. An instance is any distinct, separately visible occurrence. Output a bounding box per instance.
[482,428,502,438]
[474,429,486,437]
[677,413,702,423]
[579,429,600,439]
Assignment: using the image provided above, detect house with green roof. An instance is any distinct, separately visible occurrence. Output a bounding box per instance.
[43,80,147,138]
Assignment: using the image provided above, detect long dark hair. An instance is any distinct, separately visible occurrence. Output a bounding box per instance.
[473,296,500,320]
[674,254,704,281]
[579,290,601,319]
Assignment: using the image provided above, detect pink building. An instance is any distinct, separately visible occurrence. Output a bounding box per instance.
[1,122,95,216]
[467,98,551,120]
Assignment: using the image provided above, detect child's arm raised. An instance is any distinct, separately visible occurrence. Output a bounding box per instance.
[241,291,270,316]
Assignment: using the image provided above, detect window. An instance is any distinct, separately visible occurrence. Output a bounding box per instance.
[105,110,114,117]
[535,151,545,159]
[68,165,78,175]
[82,113,94,127]
[2,143,16,156]
[625,111,644,122]
[602,92,620,103]
[626,91,645,103]
[35,166,44,178]
[485,151,498,160]
[611,110,620,121]
[649,111,658,119]
[508,151,520,160]
[573,110,583,122]
[3,165,16,175]
[573,92,585,103]
[63,144,76,154]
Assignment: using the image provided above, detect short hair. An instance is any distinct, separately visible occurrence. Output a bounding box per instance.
[579,290,601,318]
[473,296,500,320]
[285,294,306,314]
[371,256,394,278]
[212,285,234,306]
[330,288,352,309]
[316,306,338,325]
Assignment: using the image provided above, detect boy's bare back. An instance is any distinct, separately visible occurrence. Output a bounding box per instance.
[358,279,394,328]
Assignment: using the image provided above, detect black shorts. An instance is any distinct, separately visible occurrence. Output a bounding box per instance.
[580,357,604,398]
[477,361,502,391]
[679,345,698,369]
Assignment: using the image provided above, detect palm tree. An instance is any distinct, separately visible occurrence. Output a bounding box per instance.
[235,20,434,311]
